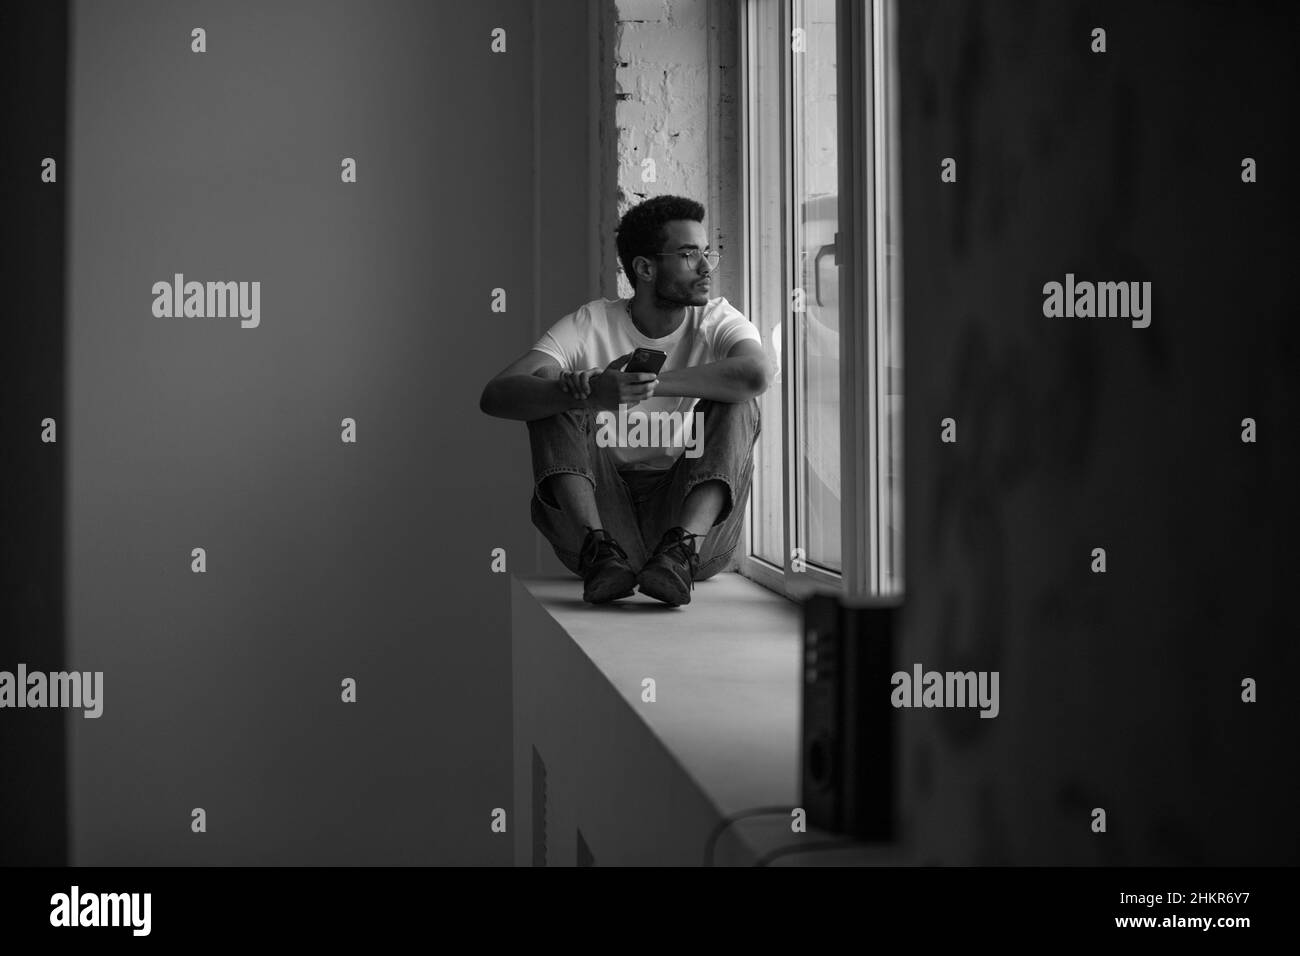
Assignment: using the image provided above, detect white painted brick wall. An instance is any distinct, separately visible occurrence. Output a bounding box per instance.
[613,0,715,296]
[608,0,834,308]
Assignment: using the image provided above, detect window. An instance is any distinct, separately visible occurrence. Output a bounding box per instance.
[738,0,903,601]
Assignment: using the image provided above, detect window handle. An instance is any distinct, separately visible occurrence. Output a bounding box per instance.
[814,233,838,306]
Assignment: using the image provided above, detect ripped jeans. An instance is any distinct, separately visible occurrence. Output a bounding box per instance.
[526,397,760,580]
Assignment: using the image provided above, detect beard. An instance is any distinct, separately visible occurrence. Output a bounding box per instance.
[653,277,709,308]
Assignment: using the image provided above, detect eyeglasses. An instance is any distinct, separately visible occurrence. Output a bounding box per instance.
[654,249,722,271]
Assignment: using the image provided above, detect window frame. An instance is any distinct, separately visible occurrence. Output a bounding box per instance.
[736,0,903,602]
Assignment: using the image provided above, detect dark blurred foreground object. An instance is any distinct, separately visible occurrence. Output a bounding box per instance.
[801,592,901,841]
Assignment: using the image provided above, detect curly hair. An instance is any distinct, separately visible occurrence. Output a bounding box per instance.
[615,195,706,288]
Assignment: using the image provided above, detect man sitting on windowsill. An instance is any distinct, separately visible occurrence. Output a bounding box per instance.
[479,195,774,607]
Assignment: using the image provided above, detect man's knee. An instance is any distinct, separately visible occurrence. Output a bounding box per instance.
[697,396,759,436]
[527,405,590,438]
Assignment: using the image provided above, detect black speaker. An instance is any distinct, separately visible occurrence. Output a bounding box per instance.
[801,591,900,840]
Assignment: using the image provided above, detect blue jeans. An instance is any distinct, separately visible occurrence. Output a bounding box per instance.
[527,397,761,581]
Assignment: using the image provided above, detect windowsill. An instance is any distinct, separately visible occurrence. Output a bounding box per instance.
[510,569,903,865]
[519,570,803,818]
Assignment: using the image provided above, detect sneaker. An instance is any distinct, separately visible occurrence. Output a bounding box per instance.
[637,527,704,606]
[578,527,637,604]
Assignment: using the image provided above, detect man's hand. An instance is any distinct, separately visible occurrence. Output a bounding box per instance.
[558,367,602,401]
[568,353,658,410]
[589,353,658,410]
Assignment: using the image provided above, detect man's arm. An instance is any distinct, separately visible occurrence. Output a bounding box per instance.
[479,350,586,422]
[653,339,774,402]
[482,350,661,421]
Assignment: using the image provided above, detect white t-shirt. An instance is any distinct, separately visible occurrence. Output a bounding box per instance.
[531,296,763,471]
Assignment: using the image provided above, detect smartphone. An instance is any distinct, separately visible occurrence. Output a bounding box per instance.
[624,347,667,375]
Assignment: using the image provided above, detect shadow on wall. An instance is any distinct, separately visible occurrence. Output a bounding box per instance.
[59,0,598,865]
